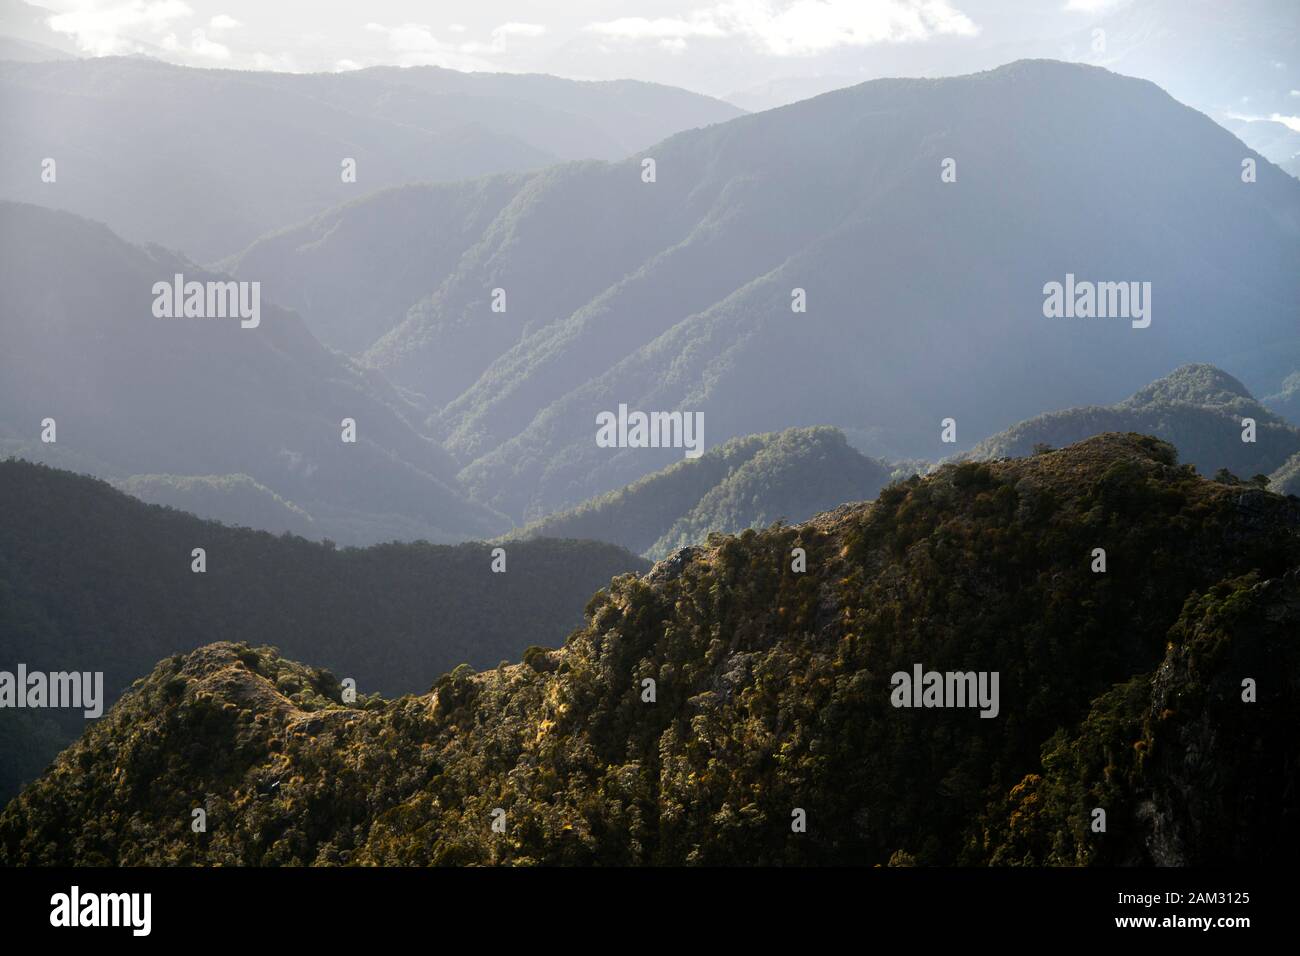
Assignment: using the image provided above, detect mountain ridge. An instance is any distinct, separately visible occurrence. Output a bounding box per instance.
[4,433,1297,865]
[0,456,649,801]
[227,59,1300,521]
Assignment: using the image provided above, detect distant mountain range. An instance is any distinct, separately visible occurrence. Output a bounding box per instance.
[0,201,512,545]
[4,60,1298,548]
[0,55,741,262]
[5,434,1296,865]
[967,364,1300,482]
[229,60,1300,524]
[0,458,647,802]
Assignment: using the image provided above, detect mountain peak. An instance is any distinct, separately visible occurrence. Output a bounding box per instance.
[1122,363,1256,408]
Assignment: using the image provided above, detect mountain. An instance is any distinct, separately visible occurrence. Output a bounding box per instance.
[225,174,533,356]
[1221,117,1300,181]
[112,473,319,538]
[3,434,1297,865]
[0,0,79,60]
[0,458,649,802]
[1269,453,1300,496]
[1264,371,1300,426]
[0,56,741,262]
[0,201,511,545]
[0,34,68,61]
[509,425,894,560]
[724,74,867,112]
[967,364,1300,480]
[233,60,1300,524]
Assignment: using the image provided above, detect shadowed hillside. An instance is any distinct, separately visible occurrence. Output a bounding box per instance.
[0,458,648,801]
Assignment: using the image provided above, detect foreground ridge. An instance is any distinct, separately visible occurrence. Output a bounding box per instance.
[4,433,1297,866]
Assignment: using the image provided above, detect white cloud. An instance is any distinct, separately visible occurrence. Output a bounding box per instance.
[188,28,229,59]
[160,27,229,60]
[1227,110,1300,133]
[364,22,486,69]
[587,16,727,42]
[493,22,546,40]
[47,0,193,56]
[585,1,977,57]
[365,22,440,55]
[208,14,242,32]
[251,50,298,72]
[365,20,545,69]
[1063,0,1129,12]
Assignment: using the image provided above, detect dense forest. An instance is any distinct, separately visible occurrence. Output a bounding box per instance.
[4,433,1296,865]
[114,473,319,538]
[508,426,894,559]
[0,459,647,801]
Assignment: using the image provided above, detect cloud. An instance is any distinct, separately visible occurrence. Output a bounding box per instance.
[47,0,193,56]
[208,14,242,32]
[364,20,545,69]
[586,16,727,42]
[364,22,489,69]
[365,22,440,55]
[493,22,547,40]
[160,27,229,60]
[585,0,977,56]
[1228,110,1300,133]
[1062,0,1130,13]
[251,50,298,72]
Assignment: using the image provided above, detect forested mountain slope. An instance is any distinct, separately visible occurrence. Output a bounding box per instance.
[0,459,647,801]
[968,364,1300,480]
[510,426,893,559]
[232,60,1300,521]
[5,434,1295,865]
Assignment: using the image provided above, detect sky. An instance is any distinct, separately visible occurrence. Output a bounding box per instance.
[9,0,1299,123]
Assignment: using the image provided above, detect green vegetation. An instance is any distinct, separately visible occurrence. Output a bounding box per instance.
[970,364,1300,479]
[114,473,317,537]
[1264,371,1300,427]
[981,571,1300,864]
[0,458,648,802]
[1269,450,1300,496]
[4,434,1296,865]
[507,426,893,559]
